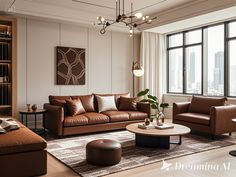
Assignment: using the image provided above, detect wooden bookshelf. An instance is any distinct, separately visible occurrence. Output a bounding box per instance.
[0,16,16,117]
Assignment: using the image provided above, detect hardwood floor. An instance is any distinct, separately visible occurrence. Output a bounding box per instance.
[42,137,236,177]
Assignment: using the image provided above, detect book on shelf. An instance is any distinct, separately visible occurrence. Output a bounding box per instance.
[155,123,174,130]
[138,123,156,129]
[0,118,20,134]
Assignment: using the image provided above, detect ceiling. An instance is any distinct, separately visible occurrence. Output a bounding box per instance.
[1,0,236,34]
[0,0,194,31]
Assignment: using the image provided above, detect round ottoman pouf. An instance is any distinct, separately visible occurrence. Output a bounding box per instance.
[86,139,122,166]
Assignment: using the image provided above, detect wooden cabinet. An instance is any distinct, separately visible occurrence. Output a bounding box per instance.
[0,16,16,117]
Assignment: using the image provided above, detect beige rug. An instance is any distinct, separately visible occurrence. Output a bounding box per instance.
[47,131,235,177]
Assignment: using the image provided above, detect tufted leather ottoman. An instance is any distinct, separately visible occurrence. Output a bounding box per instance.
[86,139,121,166]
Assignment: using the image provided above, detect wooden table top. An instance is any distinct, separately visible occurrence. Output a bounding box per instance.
[19,109,46,114]
[126,123,191,137]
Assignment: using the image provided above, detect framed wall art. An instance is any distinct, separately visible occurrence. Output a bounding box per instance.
[56,46,85,85]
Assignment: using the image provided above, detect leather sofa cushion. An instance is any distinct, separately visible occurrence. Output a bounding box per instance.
[0,127,46,155]
[189,96,227,115]
[175,112,210,125]
[119,97,137,111]
[83,112,109,124]
[102,111,129,122]
[66,98,85,116]
[64,115,88,127]
[50,99,70,115]
[71,94,95,112]
[49,95,71,103]
[124,111,148,120]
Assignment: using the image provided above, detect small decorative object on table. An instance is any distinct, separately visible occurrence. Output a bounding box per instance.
[155,123,174,130]
[137,88,169,126]
[138,123,156,129]
[144,118,150,126]
[26,104,31,111]
[31,104,37,111]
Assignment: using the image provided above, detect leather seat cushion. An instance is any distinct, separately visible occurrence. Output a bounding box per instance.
[83,112,109,124]
[102,111,129,122]
[0,127,46,155]
[64,115,88,127]
[175,113,210,125]
[124,111,148,120]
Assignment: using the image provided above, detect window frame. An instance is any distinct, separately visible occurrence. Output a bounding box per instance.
[167,28,203,95]
[167,19,236,97]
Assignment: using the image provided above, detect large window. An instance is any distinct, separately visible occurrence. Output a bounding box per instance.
[167,29,202,94]
[167,20,236,97]
[203,25,224,96]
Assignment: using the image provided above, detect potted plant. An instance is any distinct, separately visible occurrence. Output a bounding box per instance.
[137,89,169,125]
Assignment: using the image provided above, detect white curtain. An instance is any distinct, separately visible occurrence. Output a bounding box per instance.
[139,31,166,101]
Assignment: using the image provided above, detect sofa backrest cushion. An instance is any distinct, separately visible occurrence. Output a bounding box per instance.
[118,96,138,111]
[95,95,118,113]
[71,94,95,112]
[189,96,227,115]
[66,98,86,116]
[49,95,71,103]
[50,98,71,115]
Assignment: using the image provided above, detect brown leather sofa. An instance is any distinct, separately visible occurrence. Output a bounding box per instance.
[173,96,236,138]
[44,93,150,136]
[0,121,47,177]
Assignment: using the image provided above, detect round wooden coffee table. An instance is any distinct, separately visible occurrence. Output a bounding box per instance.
[126,123,191,149]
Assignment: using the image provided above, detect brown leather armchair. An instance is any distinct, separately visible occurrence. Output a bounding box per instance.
[173,96,236,138]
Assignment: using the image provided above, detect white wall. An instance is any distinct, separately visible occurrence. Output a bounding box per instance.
[17,17,138,111]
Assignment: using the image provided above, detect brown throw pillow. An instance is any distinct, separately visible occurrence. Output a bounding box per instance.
[50,99,69,115]
[66,99,86,116]
[118,96,137,111]
[71,94,95,112]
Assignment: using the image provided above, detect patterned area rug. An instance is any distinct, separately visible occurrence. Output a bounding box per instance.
[47,131,235,177]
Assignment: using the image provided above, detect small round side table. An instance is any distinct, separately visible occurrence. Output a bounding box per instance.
[19,109,46,135]
[229,118,236,156]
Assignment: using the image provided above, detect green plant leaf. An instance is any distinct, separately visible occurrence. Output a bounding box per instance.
[147,94,157,101]
[151,104,158,109]
[137,89,149,97]
[140,99,149,103]
[160,103,169,108]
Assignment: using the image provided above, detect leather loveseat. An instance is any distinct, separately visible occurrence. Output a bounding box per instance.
[44,93,150,137]
[0,121,47,177]
[173,96,236,138]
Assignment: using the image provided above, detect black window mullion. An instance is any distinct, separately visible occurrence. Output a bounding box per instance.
[201,28,204,95]
[225,22,228,97]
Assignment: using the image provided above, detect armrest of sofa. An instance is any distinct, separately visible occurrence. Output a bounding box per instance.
[43,103,64,136]
[210,105,236,135]
[137,102,150,117]
[173,102,191,120]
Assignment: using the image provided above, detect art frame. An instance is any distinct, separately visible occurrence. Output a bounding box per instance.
[56,46,85,85]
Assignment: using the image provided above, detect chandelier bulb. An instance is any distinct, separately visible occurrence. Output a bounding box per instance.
[134,12,143,19]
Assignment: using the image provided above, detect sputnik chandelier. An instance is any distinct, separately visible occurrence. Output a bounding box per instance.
[96,0,157,36]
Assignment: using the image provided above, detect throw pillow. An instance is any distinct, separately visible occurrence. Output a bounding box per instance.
[96,95,118,113]
[71,94,95,112]
[50,99,69,115]
[118,96,137,111]
[66,98,86,116]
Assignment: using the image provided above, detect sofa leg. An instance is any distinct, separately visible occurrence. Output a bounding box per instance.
[211,135,215,140]
[229,132,232,136]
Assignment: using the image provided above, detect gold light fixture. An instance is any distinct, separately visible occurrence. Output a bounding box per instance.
[96,0,157,36]
[133,61,144,77]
